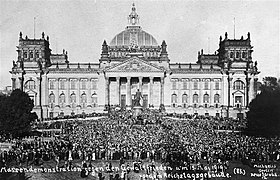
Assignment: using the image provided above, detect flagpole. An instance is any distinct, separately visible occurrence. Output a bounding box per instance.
[234,17,235,39]
[34,17,36,39]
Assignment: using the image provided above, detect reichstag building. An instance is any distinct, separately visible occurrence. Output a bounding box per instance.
[10,4,259,119]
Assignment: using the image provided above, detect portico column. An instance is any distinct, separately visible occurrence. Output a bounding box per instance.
[66,79,70,105]
[116,77,120,106]
[55,78,59,107]
[149,77,153,107]
[105,77,110,110]
[160,77,165,110]
[210,79,213,106]
[139,76,143,92]
[127,76,132,108]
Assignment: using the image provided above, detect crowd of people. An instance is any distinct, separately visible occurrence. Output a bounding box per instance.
[0,109,279,179]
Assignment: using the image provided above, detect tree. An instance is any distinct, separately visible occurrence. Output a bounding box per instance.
[0,89,37,137]
[245,77,280,136]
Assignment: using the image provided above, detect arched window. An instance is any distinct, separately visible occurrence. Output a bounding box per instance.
[70,93,76,108]
[214,94,220,103]
[171,93,177,108]
[234,80,244,90]
[29,50,33,58]
[81,92,87,103]
[49,92,55,109]
[35,50,39,58]
[171,94,177,103]
[23,51,27,58]
[230,52,234,58]
[91,93,98,107]
[236,51,240,58]
[70,93,76,103]
[193,94,199,103]
[25,80,36,90]
[81,92,87,108]
[49,93,55,103]
[182,94,188,103]
[59,93,65,108]
[182,94,188,108]
[242,51,247,58]
[203,94,210,103]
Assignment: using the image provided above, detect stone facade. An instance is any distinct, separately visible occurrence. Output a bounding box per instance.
[10,4,259,119]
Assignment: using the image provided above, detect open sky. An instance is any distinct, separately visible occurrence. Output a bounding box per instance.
[0,0,279,89]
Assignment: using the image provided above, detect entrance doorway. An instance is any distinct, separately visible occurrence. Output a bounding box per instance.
[121,94,126,108]
[143,94,148,108]
[237,113,244,120]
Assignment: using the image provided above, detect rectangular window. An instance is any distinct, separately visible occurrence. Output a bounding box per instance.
[215,81,220,90]
[60,80,65,89]
[49,80,55,90]
[91,80,97,90]
[193,81,198,90]
[182,81,188,90]
[204,81,209,90]
[172,81,177,90]
[81,80,87,89]
[70,80,76,89]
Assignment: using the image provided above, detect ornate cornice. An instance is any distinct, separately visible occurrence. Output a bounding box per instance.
[48,68,99,74]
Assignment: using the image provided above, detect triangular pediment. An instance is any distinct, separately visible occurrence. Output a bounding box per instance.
[106,57,165,72]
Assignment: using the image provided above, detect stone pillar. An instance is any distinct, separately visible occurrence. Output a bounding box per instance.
[127,76,131,108]
[105,77,110,109]
[87,79,91,107]
[77,79,80,108]
[210,79,214,106]
[149,77,153,107]
[221,75,227,107]
[160,77,165,109]
[55,79,59,106]
[139,76,143,92]
[199,79,203,106]
[228,77,233,107]
[189,80,192,105]
[42,74,48,107]
[116,77,120,106]
[178,79,181,106]
[249,77,254,104]
[66,79,70,105]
